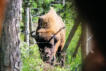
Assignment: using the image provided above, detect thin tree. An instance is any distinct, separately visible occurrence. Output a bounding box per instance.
[24,0,30,46]
[62,17,80,52]
[59,17,80,66]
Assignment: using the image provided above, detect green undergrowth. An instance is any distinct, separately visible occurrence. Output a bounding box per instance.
[20,22,81,71]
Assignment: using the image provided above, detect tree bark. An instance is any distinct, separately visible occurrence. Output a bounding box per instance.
[0,0,22,71]
[81,21,94,63]
[81,23,87,61]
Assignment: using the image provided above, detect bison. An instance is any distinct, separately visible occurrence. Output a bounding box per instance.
[31,7,65,66]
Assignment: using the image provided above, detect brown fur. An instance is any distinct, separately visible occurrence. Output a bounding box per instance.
[35,7,66,65]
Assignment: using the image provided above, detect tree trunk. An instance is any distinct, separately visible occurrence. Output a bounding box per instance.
[62,17,80,52]
[59,17,80,66]
[29,8,35,45]
[29,9,32,33]
[81,23,87,61]
[0,0,22,71]
[24,1,30,46]
[62,0,65,6]
[81,22,93,61]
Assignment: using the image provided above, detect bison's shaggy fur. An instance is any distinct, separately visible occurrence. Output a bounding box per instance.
[32,7,65,66]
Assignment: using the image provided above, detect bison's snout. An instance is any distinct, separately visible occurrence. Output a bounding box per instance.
[44,47,51,60]
[40,47,55,65]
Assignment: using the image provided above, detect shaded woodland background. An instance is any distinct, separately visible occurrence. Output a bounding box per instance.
[0,0,82,71]
[1,0,105,71]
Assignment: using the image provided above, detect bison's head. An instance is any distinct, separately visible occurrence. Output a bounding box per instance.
[30,30,57,65]
[37,35,57,65]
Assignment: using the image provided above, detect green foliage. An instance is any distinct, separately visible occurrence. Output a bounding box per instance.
[20,43,44,71]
